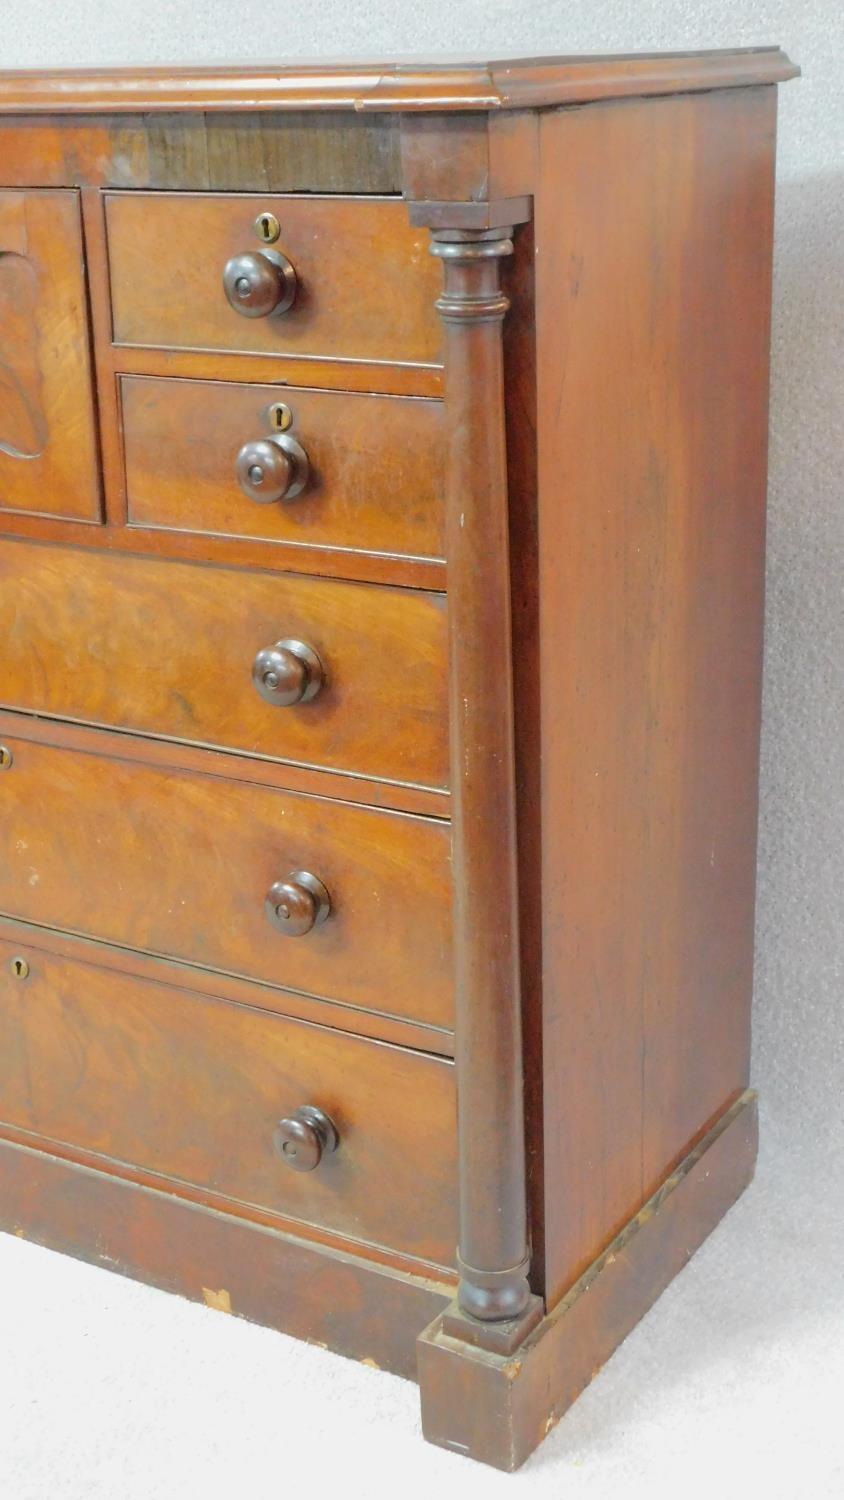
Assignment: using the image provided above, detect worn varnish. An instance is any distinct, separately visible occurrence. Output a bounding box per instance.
[0,50,797,1471]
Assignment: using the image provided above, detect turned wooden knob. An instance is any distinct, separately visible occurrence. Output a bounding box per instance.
[252,639,324,706]
[265,870,331,937]
[236,433,309,503]
[222,249,297,318]
[273,1106,339,1172]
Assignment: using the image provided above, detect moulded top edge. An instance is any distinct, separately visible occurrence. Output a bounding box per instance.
[0,48,800,116]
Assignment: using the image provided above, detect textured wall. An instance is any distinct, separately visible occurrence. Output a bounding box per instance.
[2,3,840,1175]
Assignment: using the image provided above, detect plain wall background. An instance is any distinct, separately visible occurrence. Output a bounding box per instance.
[0,5,841,1496]
[4,0,835,1179]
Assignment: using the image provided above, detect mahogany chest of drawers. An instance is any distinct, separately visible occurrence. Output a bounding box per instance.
[0,48,797,1469]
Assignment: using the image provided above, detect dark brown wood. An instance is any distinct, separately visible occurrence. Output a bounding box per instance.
[0,1134,453,1377]
[222,247,298,318]
[528,86,778,1307]
[0,539,449,791]
[417,1091,758,1468]
[265,871,332,937]
[0,189,101,522]
[274,1106,340,1172]
[426,222,539,1343]
[0,732,453,1027]
[0,114,403,193]
[105,191,443,369]
[0,937,457,1265]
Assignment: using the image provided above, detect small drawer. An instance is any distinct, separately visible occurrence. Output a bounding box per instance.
[0,941,457,1266]
[0,539,448,790]
[0,735,453,1028]
[104,191,442,367]
[121,375,445,563]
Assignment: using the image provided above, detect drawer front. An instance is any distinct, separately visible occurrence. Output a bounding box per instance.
[0,190,100,522]
[105,192,442,367]
[122,376,445,562]
[0,540,448,790]
[0,736,453,1028]
[0,941,457,1266]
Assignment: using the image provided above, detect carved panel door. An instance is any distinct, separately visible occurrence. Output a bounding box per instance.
[0,189,100,521]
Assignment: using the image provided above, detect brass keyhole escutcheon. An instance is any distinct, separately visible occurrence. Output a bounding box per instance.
[265,401,293,433]
[0,745,12,770]
[255,211,281,244]
[10,957,29,979]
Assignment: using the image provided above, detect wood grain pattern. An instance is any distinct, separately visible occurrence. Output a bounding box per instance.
[0,911,453,1055]
[0,113,401,192]
[0,1135,454,1377]
[0,939,457,1265]
[121,375,445,563]
[105,191,442,368]
[0,734,453,1026]
[0,708,449,820]
[0,539,449,789]
[0,190,100,522]
[530,87,777,1306]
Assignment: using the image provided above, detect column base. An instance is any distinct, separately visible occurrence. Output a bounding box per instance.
[417,1089,758,1470]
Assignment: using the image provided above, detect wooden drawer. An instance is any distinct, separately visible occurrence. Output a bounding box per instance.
[0,190,100,522]
[0,540,448,790]
[104,192,442,367]
[0,735,453,1028]
[121,375,445,563]
[0,940,457,1266]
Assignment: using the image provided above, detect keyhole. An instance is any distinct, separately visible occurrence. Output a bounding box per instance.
[10,957,30,979]
[265,401,292,433]
[253,211,280,244]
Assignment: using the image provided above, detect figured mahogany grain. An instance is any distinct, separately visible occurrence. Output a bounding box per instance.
[0,539,448,789]
[0,190,100,522]
[0,734,453,1026]
[121,375,445,562]
[105,191,442,367]
[0,939,457,1265]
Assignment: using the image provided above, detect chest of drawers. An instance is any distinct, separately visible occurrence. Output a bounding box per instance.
[0,48,797,1470]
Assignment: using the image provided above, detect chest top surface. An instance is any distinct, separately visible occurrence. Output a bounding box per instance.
[0,47,797,114]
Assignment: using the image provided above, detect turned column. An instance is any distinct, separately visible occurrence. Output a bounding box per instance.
[429,225,542,1353]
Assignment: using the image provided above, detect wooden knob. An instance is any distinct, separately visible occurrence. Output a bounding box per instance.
[252,639,324,706]
[236,433,309,503]
[265,870,331,937]
[222,249,297,318]
[273,1106,339,1172]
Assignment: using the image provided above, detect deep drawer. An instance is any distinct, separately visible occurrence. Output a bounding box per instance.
[0,939,457,1266]
[121,375,445,563]
[104,191,442,367]
[0,734,453,1027]
[0,540,449,790]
